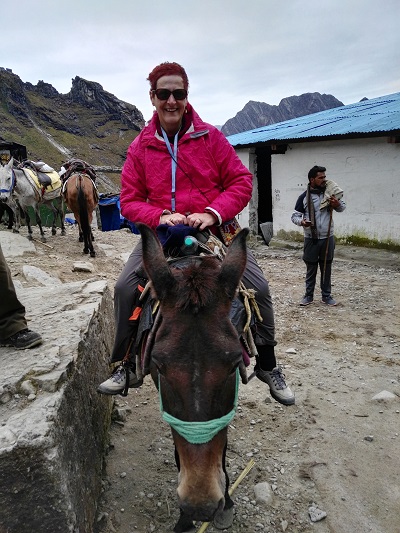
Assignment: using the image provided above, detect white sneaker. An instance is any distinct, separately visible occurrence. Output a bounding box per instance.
[97,364,142,395]
[256,366,295,405]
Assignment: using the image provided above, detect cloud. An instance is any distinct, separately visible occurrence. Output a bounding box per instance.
[2,0,400,125]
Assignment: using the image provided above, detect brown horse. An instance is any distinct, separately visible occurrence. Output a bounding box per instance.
[137,223,249,532]
[63,173,98,257]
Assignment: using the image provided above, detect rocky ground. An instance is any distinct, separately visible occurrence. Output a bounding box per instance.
[2,221,399,533]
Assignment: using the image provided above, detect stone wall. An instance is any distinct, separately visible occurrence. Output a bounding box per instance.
[0,272,114,532]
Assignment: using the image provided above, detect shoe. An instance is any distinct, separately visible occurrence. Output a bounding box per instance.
[321,296,337,306]
[0,329,42,349]
[300,295,313,306]
[97,364,142,395]
[256,366,295,406]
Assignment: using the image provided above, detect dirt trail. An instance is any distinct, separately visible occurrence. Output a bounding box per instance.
[94,233,399,533]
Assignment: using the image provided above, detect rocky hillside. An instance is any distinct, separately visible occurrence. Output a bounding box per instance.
[0,68,144,191]
[0,68,345,190]
[221,93,344,136]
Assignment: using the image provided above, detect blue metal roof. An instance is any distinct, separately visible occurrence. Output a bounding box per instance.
[227,92,400,147]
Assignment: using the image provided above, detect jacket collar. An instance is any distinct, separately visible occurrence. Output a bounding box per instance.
[144,104,210,145]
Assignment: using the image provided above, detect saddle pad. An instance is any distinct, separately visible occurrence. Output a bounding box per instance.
[23,168,62,200]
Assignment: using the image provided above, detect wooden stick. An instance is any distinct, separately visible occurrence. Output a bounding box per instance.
[196,458,255,533]
[322,208,333,283]
[32,238,54,249]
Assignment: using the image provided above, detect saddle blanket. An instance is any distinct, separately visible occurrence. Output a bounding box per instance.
[23,168,62,200]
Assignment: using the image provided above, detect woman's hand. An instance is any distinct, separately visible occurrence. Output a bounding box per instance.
[160,212,188,226]
[186,212,217,230]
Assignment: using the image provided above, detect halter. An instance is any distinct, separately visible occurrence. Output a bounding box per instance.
[158,368,240,444]
[0,169,15,194]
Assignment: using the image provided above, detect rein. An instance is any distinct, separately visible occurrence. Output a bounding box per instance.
[158,368,240,445]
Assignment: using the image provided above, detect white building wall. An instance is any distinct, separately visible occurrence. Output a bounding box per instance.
[247,137,399,244]
[234,147,254,230]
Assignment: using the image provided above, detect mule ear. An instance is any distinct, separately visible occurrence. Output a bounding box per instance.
[219,228,249,299]
[7,158,14,169]
[136,223,176,300]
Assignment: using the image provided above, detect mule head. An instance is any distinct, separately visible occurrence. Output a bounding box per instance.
[138,223,248,523]
[0,158,14,202]
[138,222,248,307]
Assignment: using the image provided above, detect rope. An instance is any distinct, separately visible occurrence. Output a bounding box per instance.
[159,369,240,444]
[238,283,262,330]
[205,234,262,330]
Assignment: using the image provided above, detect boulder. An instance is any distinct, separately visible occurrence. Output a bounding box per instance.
[0,278,114,532]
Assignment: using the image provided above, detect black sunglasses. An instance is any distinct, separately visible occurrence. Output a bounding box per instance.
[152,88,188,101]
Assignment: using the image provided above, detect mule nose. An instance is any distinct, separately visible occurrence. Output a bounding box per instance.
[179,496,225,523]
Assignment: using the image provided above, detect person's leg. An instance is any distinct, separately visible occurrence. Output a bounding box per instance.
[241,247,294,405]
[111,241,144,363]
[301,238,319,305]
[320,260,332,298]
[97,241,144,395]
[241,247,276,355]
[305,263,318,297]
[0,242,42,349]
[319,236,336,304]
[0,242,27,338]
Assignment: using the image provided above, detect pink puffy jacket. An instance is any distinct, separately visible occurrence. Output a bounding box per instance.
[120,105,253,230]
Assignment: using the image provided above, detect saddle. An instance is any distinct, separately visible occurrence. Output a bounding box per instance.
[119,225,261,396]
[18,160,62,200]
[60,158,97,183]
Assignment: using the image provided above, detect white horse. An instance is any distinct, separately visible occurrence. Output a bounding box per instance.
[0,158,66,241]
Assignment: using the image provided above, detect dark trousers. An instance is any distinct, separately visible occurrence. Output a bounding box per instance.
[110,241,276,363]
[0,242,27,339]
[303,237,335,298]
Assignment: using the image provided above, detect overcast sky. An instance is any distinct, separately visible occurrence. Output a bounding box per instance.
[2,0,399,126]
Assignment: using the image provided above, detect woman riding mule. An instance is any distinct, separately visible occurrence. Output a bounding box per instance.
[97,61,295,406]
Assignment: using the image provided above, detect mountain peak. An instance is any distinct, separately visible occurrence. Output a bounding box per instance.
[221,93,344,136]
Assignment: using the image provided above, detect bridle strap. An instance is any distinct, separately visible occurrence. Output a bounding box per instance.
[0,169,16,194]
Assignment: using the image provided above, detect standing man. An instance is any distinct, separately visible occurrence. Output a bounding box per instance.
[291,165,346,306]
[0,241,42,349]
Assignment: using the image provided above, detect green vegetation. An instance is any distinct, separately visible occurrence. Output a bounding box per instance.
[336,235,400,252]
[276,229,400,251]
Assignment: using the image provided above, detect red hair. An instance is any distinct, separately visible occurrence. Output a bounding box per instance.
[147,62,189,91]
